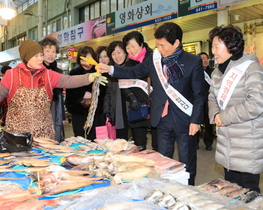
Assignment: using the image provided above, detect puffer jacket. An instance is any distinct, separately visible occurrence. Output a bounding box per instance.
[208,52,263,174]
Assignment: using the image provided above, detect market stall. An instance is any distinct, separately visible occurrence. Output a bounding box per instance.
[0,136,261,209]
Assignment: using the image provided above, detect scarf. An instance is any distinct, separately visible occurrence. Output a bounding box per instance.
[128,47,146,63]
[218,53,243,74]
[43,60,58,71]
[162,44,184,84]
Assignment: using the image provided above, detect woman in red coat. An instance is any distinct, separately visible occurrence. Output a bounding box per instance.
[0,40,106,140]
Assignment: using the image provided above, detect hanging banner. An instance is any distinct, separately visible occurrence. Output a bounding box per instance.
[48,16,106,48]
[178,0,191,17]
[106,12,115,35]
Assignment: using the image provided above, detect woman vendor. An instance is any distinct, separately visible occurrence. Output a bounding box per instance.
[0,40,107,140]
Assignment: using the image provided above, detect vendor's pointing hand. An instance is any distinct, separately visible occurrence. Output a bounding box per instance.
[96,63,111,73]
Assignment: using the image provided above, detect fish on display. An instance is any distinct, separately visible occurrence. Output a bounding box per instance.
[42,180,105,194]
[240,191,261,203]
[156,193,177,208]
[144,190,164,203]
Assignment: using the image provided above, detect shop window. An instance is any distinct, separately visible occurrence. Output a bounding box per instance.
[118,0,124,10]
[63,16,68,29]
[111,0,117,12]
[43,27,46,36]
[30,29,38,41]
[56,18,62,31]
[94,1,100,18]
[1,42,5,51]
[52,21,56,33]
[90,3,95,20]
[68,14,71,27]
[79,7,85,23]
[10,35,26,48]
[47,24,51,35]
[101,0,109,16]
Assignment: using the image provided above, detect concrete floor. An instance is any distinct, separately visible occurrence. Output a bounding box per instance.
[63,121,263,190]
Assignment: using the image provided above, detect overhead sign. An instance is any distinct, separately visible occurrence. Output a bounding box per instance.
[48,16,106,48]
[112,0,178,33]
[179,0,218,17]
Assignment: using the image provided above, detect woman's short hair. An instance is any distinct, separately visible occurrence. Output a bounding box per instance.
[76,46,96,65]
[154,22,183,45]
[122,31,144,49]
[107,41,125,60]
[95,46,108,61]
[38,37,60,53]
[209,25,244,55]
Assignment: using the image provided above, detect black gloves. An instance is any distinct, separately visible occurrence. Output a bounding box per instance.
[127,93,140,111]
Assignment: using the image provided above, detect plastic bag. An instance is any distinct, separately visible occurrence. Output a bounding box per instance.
[0,131,33,153]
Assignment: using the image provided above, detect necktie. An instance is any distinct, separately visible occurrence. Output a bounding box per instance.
[161,66,169,117]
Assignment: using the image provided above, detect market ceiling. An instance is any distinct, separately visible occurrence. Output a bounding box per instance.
[12,0,263,48]
[65,1,263,50]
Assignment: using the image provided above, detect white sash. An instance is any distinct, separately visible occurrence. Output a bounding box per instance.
[118,79,153,95]
[217,60,254,110]
[153,51,193,116]
[204,71,211,85]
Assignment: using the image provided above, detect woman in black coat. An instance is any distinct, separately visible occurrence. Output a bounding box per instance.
[103,41,129,140]
[65,46,106,140]
[122,31,158,150]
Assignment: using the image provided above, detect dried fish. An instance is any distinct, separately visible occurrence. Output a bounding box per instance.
[156,193,177,208]
[13,159,57,167]
[65,154,94,165]
[144,190,164,203]
[218,186,241,196]
[169,200,191,210]
[84,78,100,135]
[42,180,104,194]
[225,188,250,198]
[111,167,159,185]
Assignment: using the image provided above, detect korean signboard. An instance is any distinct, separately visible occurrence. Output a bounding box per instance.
[112,0,178,33]
[48,16,106,48]
[179,0,218,17]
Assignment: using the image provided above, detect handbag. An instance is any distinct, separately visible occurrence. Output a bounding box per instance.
[80,91,92,108]
[0,131,33,153]
[95,118,116,139]
[127,77,151,123]
[127,102,150,122]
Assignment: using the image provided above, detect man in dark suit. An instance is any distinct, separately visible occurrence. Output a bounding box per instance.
[97,22,205,185]
[197,52,215,151]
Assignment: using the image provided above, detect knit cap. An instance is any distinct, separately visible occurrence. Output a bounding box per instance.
[19,40,43,63]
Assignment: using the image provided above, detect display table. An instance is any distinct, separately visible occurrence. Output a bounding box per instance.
[0,137,261,209]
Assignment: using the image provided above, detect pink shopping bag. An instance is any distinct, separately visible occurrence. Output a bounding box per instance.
[95,118,116,139]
